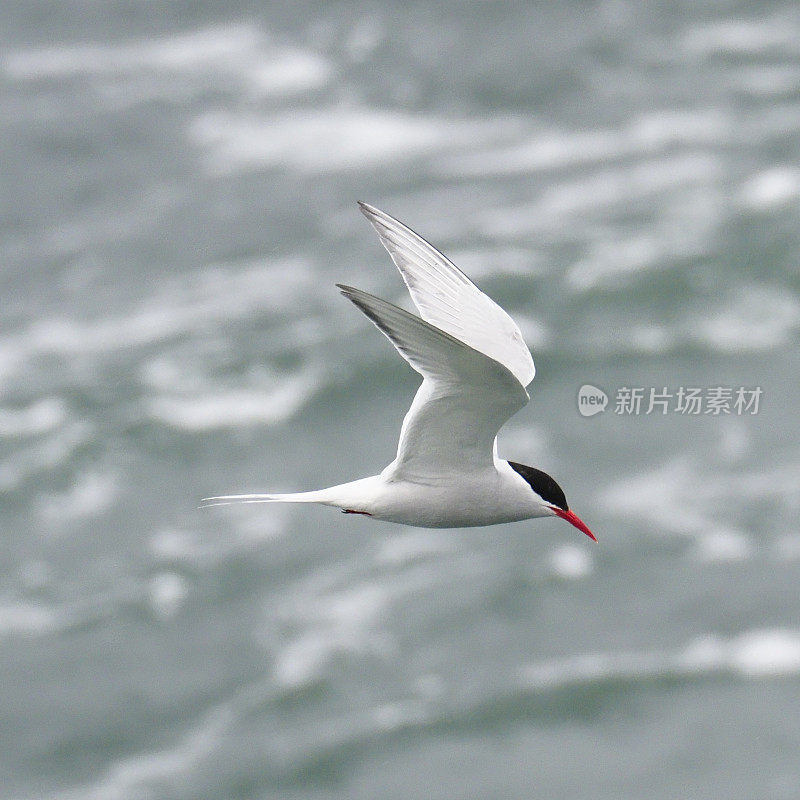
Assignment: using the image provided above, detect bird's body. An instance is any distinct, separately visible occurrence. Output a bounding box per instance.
[217,459,547,528]
[204,203,595,541]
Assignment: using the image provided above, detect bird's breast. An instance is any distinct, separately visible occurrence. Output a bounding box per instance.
[368,470,542,528]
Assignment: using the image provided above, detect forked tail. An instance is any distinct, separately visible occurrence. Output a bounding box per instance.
[199,489,335,508]
[201,476,381,514]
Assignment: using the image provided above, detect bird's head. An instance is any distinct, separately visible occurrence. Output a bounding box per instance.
[507,461,596,541]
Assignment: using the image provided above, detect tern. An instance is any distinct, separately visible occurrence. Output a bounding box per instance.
[202,203,595,541]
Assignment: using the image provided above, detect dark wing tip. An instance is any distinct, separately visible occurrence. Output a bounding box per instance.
[357,200,387,225]
[336,284,374,316]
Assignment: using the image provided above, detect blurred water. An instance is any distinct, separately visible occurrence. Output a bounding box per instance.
[2,2,800,798]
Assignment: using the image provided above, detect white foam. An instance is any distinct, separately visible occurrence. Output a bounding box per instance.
[266,551,457,693]
[726,462,800,506]
[734,65,800,96]
[146,366,320,430]
[4,24,260,78]
[440,128,622,176]
[580,282,800,356]
[694,285,800,352]
[567,234,662,290]
[689,528,755,563]
[272,582,395,689]
[739,168,800,210]
[600,457,711,536]
[245,50,331,97]
[543,153,720,218]
[627,108,729,151]
[566,182,723,294]
[272,631,341,689]
[520,650,663,690]
[519,627,800,690]
[729,629,800,676]
[0,422,93,491]
[36,470,119,523]
[681,17,798,57]
[441,110,725,179]
[0,257,318,389]
[377,531,454,567]
[480,153,721,237]
[268,552,463,694]
[0,397,66,437]
[3,24,331,99]
[548,544,593,580]
[0,583,156,644]
[150,516,286,567]
[371,699,430,732]
[0,601,61,638]
[149,529,201,561]
[56,684,246,800]
[148,572,188,619]
[600,454,800,555]
[190,109,515,175]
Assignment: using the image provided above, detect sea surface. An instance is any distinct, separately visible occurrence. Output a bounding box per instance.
[2,2,800,798]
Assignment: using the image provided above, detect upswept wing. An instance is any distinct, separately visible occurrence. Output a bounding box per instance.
[358,202,535,388]
[338,286,528,482]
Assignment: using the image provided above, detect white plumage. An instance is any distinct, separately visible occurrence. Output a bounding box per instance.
[203,203,594,540]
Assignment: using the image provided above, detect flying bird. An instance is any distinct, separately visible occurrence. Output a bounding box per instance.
[202,202,595,541]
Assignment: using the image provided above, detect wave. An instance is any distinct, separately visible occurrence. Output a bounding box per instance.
[263,541,473,692]
[4,24,263,79]
[189,108,519,175]
[46,677,267,800]
[440,109,726,178]
[519,627,800,690]
[0,422,92,492]
[547,544,594,580]
[479,151,722,238]
[2,23,331,100]
[0,601,63,639]
[0,398,66,438]
[573,283,800,356]
[0,572,180,644]
[40,622,800,800]
[35,469,120,523]
[731,64,800,97]
[694,285,800,352]
[597,452,800,560]
[269,577,401,690]
[681,15,800,58]
[738,167,800,210]
[146,366,321,431]
[0,256,320,379]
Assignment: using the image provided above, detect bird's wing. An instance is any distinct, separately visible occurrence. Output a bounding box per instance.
[358,202,535,388]
[338,285,529,482]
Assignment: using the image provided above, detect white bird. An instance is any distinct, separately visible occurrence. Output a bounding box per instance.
[202,202,595,541]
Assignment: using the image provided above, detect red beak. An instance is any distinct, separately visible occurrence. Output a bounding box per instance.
[550,507,597,542]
